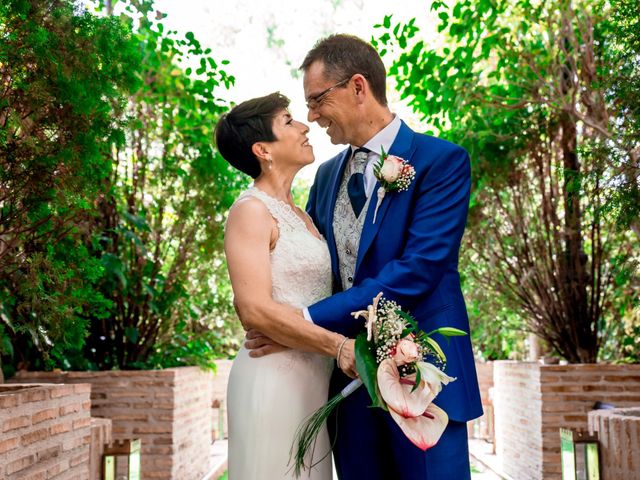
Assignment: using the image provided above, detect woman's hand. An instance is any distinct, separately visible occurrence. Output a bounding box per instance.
[337,339,358,379]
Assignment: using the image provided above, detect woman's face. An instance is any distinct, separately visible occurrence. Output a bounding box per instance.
[267,109,314,169]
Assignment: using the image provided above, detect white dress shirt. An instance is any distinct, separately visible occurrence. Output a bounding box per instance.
[350,114,402,198]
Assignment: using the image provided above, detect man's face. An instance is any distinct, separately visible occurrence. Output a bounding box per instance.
[303,61,356,146]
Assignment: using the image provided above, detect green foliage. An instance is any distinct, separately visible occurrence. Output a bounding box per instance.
[355,333,386,409]
[1,0,246,373]
[376,0,639,362]
[80,1,246,370]
[292,176,311,208]
[464,280,528,361]
[130,320,224,371]
[595,0,640,232]
[598,257,640,362]
[0,0,140,370]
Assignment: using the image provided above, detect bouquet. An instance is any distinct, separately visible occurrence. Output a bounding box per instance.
[289,292,466,476]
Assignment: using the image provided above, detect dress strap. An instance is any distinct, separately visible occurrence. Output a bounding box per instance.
[239,187,304,232]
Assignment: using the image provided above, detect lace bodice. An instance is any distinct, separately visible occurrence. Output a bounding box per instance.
[236,187,332,309]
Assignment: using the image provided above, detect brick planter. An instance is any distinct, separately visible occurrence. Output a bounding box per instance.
[12,367,214,480]
[469,361,494,440]
[90,418,112,480]
[0,383,92,479]
[589,407,640,479]
[211,359,232,440]
[493,361,640,480]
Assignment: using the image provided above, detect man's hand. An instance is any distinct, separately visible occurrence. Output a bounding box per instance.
[244,329,289,357]
[337,339,358,379]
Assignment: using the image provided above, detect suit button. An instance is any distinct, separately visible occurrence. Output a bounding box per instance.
[346,248,352,255]
[347,276,353,282]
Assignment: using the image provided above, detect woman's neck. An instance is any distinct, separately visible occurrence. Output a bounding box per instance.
[254,170,297,205]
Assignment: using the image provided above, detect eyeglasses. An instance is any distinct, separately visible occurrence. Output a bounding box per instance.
[305,77,351,110]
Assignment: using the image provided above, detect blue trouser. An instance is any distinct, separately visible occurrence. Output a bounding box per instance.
[329,375,471,480]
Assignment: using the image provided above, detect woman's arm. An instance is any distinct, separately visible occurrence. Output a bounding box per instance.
[225,197,355,375]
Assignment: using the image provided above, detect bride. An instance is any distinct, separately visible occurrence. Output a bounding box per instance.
[216,92,357,479]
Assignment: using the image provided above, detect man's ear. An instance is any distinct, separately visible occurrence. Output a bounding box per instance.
[352,74,368,103]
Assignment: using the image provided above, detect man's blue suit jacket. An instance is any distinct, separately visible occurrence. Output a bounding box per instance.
[306,121,482,422]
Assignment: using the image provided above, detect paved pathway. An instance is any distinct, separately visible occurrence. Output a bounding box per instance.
[469,438,512,480]
[207,438,507,479]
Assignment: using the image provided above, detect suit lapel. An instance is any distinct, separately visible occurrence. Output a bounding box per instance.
[355,121,417,276]
[326,149,351,288]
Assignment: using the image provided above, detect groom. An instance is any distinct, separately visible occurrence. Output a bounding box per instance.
[247,34,482,479]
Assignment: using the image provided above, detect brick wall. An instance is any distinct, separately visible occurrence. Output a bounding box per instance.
[589,407,640,479]
[476,361,494,406]
[468,361,494,440]
[171,367,216,479]
[211,359,232,440]
[493,361,640,480]
[0,383,92,480]
[493,361,544,479]
[89,418,112,480]
[12,367,214,480]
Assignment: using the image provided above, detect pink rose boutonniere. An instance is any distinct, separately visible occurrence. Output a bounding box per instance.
[372,147,416,223]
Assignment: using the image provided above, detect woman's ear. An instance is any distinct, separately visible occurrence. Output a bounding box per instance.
[251,142,270,162]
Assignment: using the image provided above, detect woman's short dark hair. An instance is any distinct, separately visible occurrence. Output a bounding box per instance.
[215,92,290,179]
[300,34,387,106]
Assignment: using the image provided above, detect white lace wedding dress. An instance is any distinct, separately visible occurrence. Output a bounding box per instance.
[227,187,334,480]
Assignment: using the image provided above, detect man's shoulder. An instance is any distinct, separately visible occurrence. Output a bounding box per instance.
[400,126,470,177]
[411,129,468,157]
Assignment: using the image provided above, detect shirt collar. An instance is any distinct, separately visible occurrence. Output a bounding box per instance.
[350,114,402,157]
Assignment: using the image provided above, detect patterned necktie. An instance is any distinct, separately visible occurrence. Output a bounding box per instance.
[347,147,370,217]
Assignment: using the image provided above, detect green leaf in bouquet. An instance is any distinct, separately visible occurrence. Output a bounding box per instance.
[425,336,447,364]
[400,328,413,338]
[427,327,468,337]
[355,333,387,410]
[396,309,419,332]
[411,363,422,393]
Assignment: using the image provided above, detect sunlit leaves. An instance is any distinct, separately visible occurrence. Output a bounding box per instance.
[0,0,141,371]
[375,0,639,362]
[0,0,246,373]
[80,0,246,370]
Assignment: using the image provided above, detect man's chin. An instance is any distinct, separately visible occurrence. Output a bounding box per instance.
[325,125,347,145]
[328,136,348,146]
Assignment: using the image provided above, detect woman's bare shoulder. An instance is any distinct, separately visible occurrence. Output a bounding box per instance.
[226,195,275,238]
[228,195,270,221]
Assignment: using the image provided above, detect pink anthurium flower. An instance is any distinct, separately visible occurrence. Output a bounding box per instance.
[377,359,435,417]
[389,403,449,451]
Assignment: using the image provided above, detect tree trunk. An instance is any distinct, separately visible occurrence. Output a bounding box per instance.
[558,6,596,363]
